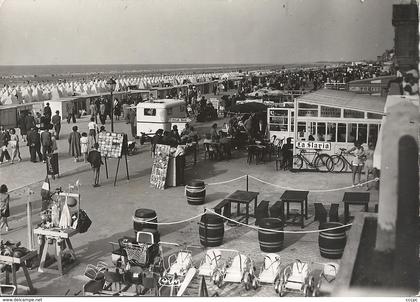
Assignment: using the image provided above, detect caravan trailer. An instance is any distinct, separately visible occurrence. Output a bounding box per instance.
[136,99,188,143]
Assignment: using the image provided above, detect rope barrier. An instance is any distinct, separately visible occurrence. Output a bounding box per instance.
[205,208,353,234]
[132,208,353,234]
[248,175,380,193]
[206,175,247,186]
[132,212,206,225]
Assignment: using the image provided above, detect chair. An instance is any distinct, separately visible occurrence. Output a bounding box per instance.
[167,251,193,276]
[259,253,281,284]
[314,203,328,224]
[0,285,16,296]
[287,261,309,287]
[198,249,222,277]
[255,200,270,226]
[224,254,248,283]
[328,204,339,222]
[269,200,284,221]
[204,143,215,160]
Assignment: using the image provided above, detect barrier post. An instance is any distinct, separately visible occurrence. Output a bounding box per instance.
[246,174,249,192]
[26,189,35,250]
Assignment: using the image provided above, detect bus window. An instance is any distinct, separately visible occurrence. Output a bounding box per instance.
[317,122,326,141]
[327,123,336,142]
[347,123,357,143]
[337,123,346,142]
[357,124,367,144]
[368,124,379,146]
[144,108,156,116]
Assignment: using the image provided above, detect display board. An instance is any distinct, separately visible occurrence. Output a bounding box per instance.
[98,132,125,158]
[150,144,171,190]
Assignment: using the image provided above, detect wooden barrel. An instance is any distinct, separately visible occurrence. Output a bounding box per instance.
[318,222,347,259]
[258,218,284,252]
[186,180,206,205]
[199,214,224,247]
[133,209,158,231]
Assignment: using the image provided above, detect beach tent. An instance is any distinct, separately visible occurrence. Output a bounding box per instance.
[21,87,33,103]
[51,86,62,100]
[373,94,419,169]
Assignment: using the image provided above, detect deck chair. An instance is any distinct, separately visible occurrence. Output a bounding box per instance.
[259,253,281,283]
[0,285,16,296]
[286,260,309,290]
[322,263,339,283]
[198,249,222,277]
[224,254,248,283]
[167,251,193,276]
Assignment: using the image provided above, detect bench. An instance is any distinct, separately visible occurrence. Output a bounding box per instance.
[213,200,231,219]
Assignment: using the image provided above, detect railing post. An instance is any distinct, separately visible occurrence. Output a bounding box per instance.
[246,175,249,192]
[26,189,35,250]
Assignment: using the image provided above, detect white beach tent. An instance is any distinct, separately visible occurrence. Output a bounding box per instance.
[373,94,420,169]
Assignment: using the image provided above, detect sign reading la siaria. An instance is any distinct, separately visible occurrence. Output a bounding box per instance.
[296,141,331,151]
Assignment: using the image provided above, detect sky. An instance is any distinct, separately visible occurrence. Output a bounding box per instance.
[0,0,396,65]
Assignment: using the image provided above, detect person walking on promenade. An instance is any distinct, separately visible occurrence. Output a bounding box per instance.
[87,143,103,187]
[129,108,137,139]
[364,142,375,190]
[9,128,22,163]
[17,111,27,143]
[89,100,97,120]
[44,102,52,124]
[25,112,36,135]
[0,184,10,232]
[68,126,81,162]
[27,127,42,163]
[66,102,76,124]
[40,127,52,163]
[51,110,61,139]
[80,132,89,163]
[347,140,365,187]
[0,126,11,164]
[99,100,106,125]
[88,117,99,141]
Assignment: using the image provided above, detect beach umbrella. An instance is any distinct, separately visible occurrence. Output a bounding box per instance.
[229,102,267,113]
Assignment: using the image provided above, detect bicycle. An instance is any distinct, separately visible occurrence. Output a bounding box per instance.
[328,148,355,172]
[292,149,333,172]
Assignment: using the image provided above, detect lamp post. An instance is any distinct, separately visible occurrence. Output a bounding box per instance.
[106,78,117,132]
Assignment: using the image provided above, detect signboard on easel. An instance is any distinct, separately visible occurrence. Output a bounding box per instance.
[150,144,171,190]
[98,132,130,186]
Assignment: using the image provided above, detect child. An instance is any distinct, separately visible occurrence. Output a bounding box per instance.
[80,132,89,163]
[87,143,103,187]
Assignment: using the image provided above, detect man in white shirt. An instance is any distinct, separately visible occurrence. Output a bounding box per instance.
[88,117,99,141]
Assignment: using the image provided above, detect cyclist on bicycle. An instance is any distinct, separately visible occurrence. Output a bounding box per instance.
[346,140,365,187]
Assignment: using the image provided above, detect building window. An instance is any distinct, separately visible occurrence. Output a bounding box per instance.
[347,123,357,143]
[317,122,326,141]
[344,109,365,119]
[368,124,379,146]
[337,123,346,142]
[367,112,383,119]
[327,123,336,142]
[298,102,318,117]
[320,106,341,118]
[269,110,288,131]
[357,124,368,144]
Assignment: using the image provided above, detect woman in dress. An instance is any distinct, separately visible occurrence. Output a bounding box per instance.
[347,140,365,187]
[9,128,22,163]
[68,126,81,162]
[0,184,10,232]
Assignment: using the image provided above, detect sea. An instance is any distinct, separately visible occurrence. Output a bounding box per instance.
[0,64,289,86]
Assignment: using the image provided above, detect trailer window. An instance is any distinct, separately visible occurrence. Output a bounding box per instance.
[144,108,156,116]
[347,123,357,143]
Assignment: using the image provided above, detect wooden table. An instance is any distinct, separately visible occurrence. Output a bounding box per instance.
[342,192,370,224]
[223,190,259,224]
[34,227,79,275]
[280,190,309,228]
[0,251,37,295]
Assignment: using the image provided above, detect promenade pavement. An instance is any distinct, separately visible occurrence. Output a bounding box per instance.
[0,92,379,297]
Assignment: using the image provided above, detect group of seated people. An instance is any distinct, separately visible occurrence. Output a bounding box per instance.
[151,123,199,153]
[202,123,232,159]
